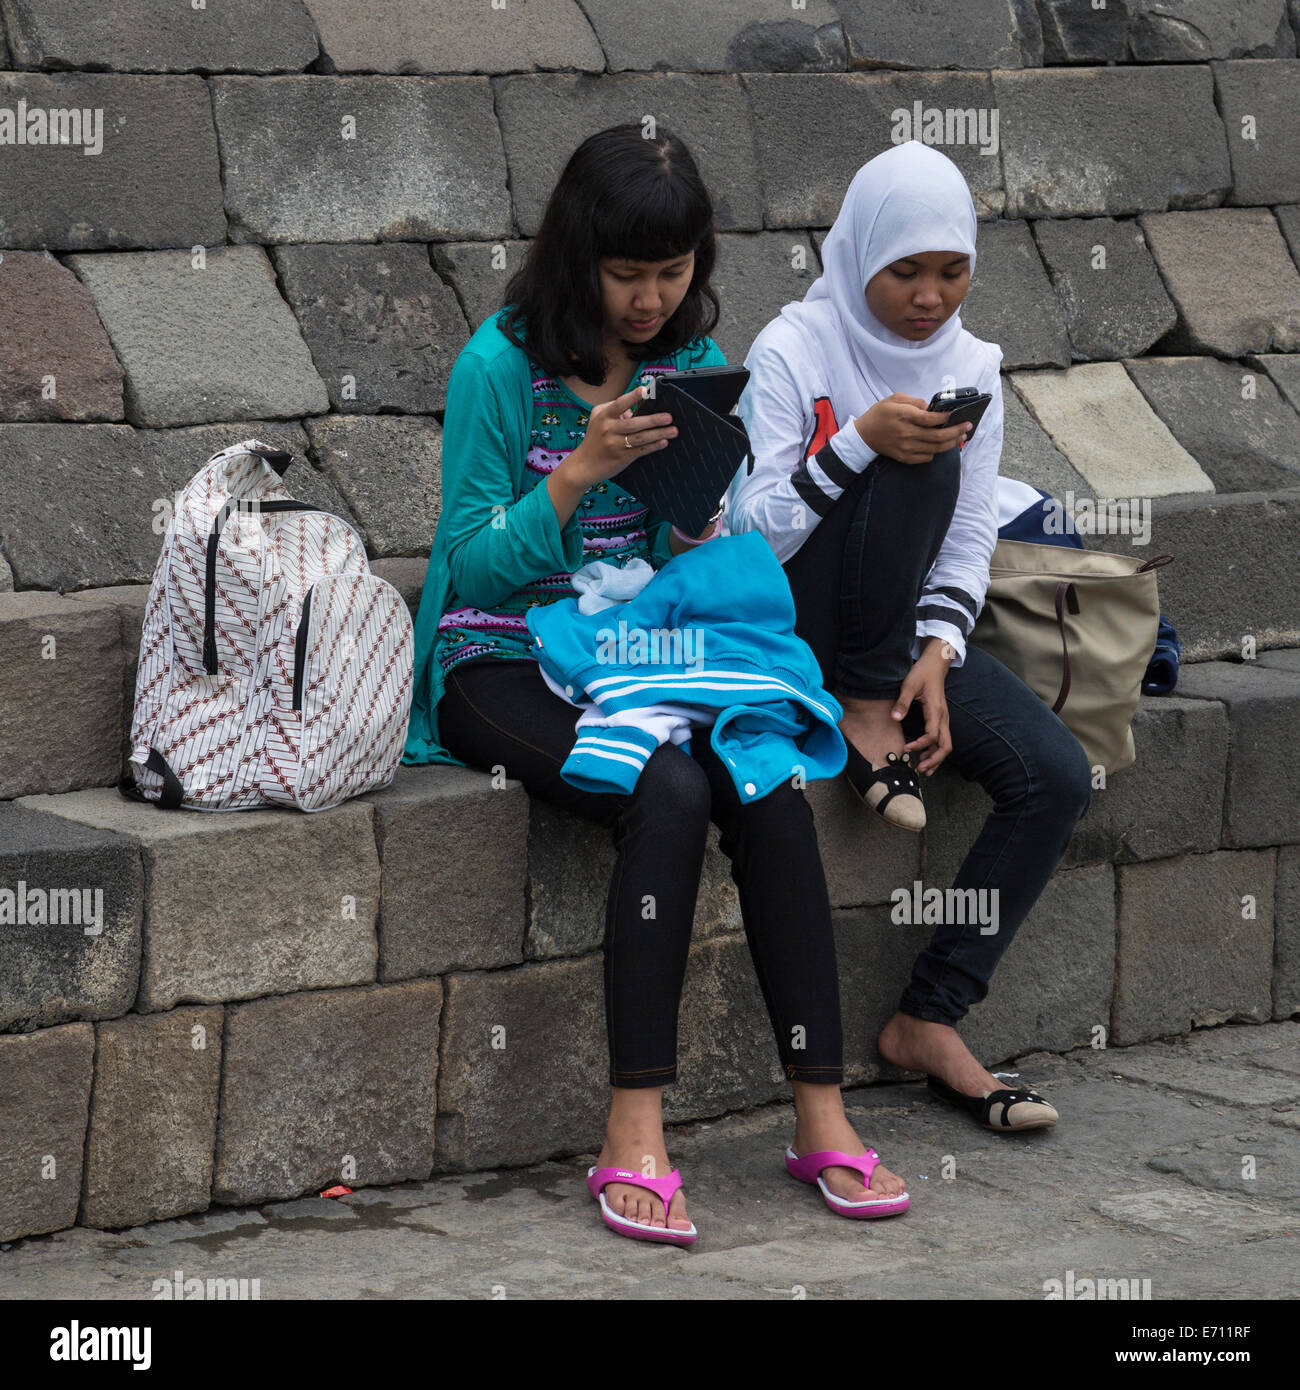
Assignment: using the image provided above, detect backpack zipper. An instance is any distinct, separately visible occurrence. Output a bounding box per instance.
[292,586,313,711]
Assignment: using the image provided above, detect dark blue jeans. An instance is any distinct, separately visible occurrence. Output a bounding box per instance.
[783,447,1094,1025]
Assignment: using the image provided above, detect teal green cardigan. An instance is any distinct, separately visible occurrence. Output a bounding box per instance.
[402,311,726,767]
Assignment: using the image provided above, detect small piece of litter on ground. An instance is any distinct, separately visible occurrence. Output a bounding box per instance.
[321,1185,353,1199]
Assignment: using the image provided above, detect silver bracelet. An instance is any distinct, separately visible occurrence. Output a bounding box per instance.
[671,501,724,547]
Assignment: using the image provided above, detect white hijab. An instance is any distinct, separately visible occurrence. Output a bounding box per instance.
[780,140,1001,411]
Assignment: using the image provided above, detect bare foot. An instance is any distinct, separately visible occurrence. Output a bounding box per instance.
[877,1011,1008,1097]
[791,1082,907,1206]
[595,1130,691,1233]
[839,695,925,830]
[839,694,908,769]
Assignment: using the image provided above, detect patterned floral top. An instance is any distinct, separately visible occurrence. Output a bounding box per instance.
[434,356,680,675]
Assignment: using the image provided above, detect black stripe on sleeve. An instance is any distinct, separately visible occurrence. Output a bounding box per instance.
[915,603,973,636]
[920,584,979,621]
[811,441,859,492]
[789,466,837,518]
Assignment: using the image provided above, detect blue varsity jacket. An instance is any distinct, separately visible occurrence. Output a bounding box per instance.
[524,532,847,803]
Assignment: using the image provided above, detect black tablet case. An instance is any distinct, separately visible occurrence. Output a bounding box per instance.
[614,381,755,536]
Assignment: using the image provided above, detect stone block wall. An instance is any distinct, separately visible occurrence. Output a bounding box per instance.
[1,0,1298,1239]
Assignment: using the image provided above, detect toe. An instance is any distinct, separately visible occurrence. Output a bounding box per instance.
[871,1165,904,1198]
[826,1166,870,1203]
[667,1194,691,1231]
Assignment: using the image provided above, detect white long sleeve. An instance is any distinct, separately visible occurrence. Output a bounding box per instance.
[911,365,1004,668]
[727,329,878,564]
[727,318,1003,671]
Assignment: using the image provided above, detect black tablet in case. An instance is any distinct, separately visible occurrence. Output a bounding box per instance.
[616,368,754,536]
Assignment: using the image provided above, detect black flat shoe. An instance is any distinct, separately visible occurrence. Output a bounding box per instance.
[927,1074,1059,1132]
[843,742,926,831]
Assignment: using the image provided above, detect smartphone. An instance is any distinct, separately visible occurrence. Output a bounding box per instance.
[633,364,750,420]
[928,386,992,442]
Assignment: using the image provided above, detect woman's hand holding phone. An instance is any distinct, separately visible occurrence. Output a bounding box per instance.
[854,393,972,464]
[563,385,677,488]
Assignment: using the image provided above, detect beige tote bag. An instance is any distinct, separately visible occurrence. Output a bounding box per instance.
[969,539,1174,775]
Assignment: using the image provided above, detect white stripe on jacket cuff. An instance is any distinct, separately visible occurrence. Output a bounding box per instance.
[913,620,968,669]
[828,418,877,472]
[561,724,662,795]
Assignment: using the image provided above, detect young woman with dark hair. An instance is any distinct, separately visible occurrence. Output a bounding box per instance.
[404,124,909,1245]
[497,130,720,382]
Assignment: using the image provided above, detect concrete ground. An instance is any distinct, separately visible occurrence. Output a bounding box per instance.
[3,1022,1298,1301]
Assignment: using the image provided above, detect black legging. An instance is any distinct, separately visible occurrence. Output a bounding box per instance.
[438,655,844,1088]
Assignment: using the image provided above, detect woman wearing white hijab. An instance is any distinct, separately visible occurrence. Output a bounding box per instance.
[728,140,1093,1131]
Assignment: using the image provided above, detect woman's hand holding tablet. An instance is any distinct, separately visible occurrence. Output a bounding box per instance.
[565,384,678,486]
[615,365,754,535]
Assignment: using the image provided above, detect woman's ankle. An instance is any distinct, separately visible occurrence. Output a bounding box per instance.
[603,1087,667,1150]
[791,1080,849,1121]
[839,693,897,718]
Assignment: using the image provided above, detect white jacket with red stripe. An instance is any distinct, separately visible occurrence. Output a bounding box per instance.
[724,315,1004,669]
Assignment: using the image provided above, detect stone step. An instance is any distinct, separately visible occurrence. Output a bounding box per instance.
[3,663,1297,1236]
[1,60,1297,260]
[2,1,1298,78]
[6,475,1298,799]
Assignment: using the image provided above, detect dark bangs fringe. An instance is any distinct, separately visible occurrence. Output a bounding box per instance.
[499,124,720,385]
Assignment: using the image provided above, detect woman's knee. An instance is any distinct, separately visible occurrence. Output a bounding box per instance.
[631,742,713,827]
[984,720,1091,825]
[1031,727,1094,822]
[877,445,960,496]
[723,778,817,848]
[712,777,816,867]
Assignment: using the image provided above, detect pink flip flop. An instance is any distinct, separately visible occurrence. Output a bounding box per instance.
[784,1146,910,1219]
[586,1165,698,1246]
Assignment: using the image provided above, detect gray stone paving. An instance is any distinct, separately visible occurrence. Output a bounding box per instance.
[3,1022,1296,1300]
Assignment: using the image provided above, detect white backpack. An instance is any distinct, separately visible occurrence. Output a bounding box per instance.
[119,439,414,812]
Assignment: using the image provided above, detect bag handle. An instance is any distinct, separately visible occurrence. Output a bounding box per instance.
[1136,553,1174,573]
[200,445,301,672]
[1052,581,1080,714]
[243,445,294,477]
